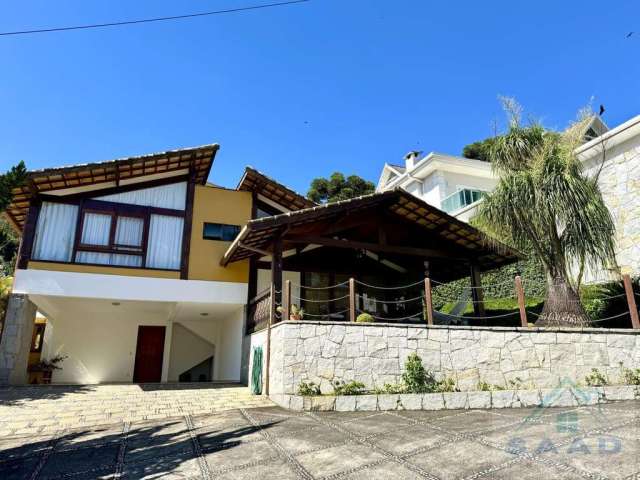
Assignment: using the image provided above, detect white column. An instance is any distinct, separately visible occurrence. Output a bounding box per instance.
[160,305,177,382]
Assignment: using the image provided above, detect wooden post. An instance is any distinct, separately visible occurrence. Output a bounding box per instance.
[470,264,486,317]
[271,236,283,321]
[349,278,356,322]
[17,201,40,270]
[265,235,283,397]
[283,279,291,321]
[424,278,434,325]
[515,276,528,328]
[265,283,273,396]
[623,274,640,330]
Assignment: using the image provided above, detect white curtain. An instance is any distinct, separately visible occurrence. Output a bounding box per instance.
[146,215,184,270]
[80,213,111,246]
[76,251,142,267]
[76,213,144,267]
[32,202,79,262]
[114,216,144,247]
[94,182,186,210]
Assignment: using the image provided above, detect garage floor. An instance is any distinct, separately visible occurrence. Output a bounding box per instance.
[0,393,639,479]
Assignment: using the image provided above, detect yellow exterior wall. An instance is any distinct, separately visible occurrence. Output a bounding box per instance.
[188,185,252,282]
[28,261,180,280]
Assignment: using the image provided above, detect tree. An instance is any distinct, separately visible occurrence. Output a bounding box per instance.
[0,161,27,275]
[0,161,27,212]
[475,100,616,327]
[462,137,498,162]
[307,172,375,204]
[0,220,18,276]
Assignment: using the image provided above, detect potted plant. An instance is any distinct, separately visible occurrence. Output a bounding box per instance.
[277,304,305,320]
[28,355,67,384]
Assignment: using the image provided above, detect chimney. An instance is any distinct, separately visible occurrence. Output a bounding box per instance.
[404,151,422,170]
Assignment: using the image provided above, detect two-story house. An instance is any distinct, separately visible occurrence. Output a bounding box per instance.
[0,144,519,386]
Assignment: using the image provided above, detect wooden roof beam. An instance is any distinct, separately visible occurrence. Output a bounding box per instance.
[285,235,470,262]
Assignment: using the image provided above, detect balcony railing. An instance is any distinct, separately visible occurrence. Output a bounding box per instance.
[440,189,486,214]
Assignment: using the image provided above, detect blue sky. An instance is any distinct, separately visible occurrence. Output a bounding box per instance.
[0,0,639,193]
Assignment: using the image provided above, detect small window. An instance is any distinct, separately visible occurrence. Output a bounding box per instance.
[203,223,241,241]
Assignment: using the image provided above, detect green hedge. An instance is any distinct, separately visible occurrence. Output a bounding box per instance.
[432,255,546,310]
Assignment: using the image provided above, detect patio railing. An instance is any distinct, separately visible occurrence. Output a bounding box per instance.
[246,287,272,334]
[246,274,640,334]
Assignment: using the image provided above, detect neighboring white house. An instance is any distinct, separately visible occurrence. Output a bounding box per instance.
[377,152,497,222]
[377,114,640,280]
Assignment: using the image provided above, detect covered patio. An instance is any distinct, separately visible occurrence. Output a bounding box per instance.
[222,189,521,331]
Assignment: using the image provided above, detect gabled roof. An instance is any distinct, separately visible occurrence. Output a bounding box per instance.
[237,167,316,212]
[221,188,521,272]
[4,144,219,231]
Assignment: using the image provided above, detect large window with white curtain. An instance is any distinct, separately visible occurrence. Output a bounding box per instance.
[30,182,186,270]
[75,210,146,267]
[32,202,79,262]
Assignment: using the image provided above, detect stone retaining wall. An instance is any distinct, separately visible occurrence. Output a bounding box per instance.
[253,321,640,397]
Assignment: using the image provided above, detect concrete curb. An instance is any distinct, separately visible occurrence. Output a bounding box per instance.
[269,385,640,412]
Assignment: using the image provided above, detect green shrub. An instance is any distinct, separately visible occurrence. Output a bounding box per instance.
[332,380,366,395]
[297,381,321,396]
[382,383,405,394]
[402,353,438,393]
[477,381,505,391]
[435,377,458,393]
[580,277,639,325]
[584,368,608,386]
[356,313,374,323]
[619,363,640,385]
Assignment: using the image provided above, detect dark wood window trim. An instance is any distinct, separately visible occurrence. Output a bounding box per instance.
[31,195,187,272]
[180,168,196,280]
[75,208,148,264]
[28,258,181,273]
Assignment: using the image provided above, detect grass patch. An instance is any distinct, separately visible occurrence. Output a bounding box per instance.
[439,297,544,315]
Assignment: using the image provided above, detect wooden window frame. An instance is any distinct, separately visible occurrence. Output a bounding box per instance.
[75,207,149,265]
[25,176,194,273]
[72,199,185,269]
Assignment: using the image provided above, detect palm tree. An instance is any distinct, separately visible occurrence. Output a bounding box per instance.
[476,100,617,327]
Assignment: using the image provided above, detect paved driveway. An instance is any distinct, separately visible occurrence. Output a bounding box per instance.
[0,384,273,437]
[1,398,639,479]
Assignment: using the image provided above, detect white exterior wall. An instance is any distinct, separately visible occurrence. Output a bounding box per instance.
[582,135,640,281]
[214,308,245,382]
[420,172,445,208]
[45,308,172,384]
[439,171,497,199]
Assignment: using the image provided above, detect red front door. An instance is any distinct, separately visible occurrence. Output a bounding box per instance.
[133,326,166,383]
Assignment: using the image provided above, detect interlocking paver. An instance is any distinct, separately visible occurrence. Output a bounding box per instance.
[0,391,639,479]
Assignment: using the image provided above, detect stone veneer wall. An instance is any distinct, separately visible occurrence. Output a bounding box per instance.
[583,133,640,280]
[258,321,640,396]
